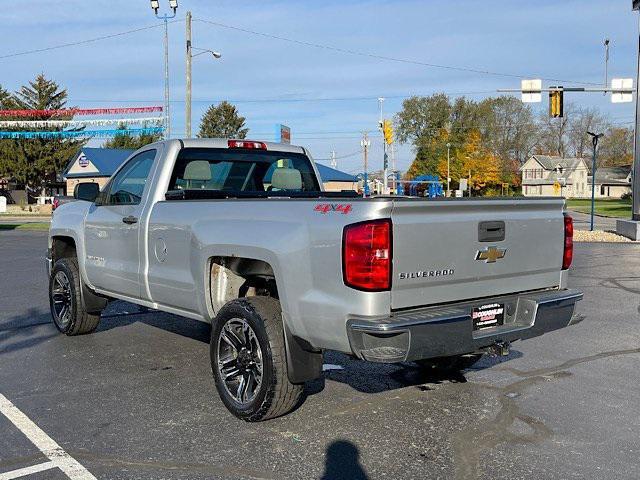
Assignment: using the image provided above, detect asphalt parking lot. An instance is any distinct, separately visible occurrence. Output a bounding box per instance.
[1,230,639,480]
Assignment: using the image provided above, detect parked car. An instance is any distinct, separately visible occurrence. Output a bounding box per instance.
[46,138,582,421]
[52,194,75,211]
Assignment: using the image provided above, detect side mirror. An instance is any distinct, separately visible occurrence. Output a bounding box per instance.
[74,182,100,202]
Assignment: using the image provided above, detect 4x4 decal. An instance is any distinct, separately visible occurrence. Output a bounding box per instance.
[314,203,353,215]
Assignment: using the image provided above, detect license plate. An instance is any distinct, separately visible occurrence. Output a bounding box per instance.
[472,302,505,331]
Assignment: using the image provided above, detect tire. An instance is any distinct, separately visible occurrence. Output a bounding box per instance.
[210,297,304,421]
[49,257,101,335]
[415,353,483,372]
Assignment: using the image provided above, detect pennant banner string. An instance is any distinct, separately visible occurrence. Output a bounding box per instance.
[0,117,165,128]
[0,127,165,139]
[0,106,163,117]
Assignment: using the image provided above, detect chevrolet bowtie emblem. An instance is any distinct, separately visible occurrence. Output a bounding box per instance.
[475,246,506,263]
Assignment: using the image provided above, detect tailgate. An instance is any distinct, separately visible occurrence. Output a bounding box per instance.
[390,198,565,310]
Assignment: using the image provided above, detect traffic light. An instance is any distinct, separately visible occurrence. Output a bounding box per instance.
[382,119,394,144]
[549,87,563,118]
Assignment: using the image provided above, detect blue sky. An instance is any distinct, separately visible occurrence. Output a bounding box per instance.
[1,0,638,174]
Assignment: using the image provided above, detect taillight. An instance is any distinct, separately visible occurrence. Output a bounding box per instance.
[343,219,392,291]
[228,139,267,149]
[562,214,573,270]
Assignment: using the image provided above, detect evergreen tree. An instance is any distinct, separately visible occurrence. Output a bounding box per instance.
[103,124,162,150]
[0,74,85,198]
[0,84,10,108]
[197,101,248,139]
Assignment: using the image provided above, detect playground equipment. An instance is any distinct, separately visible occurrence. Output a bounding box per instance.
[403,175,445,198]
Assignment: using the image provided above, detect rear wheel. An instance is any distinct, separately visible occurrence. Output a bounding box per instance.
[210,297,303,421]
[49,257,101,335]
[415,353,483,372]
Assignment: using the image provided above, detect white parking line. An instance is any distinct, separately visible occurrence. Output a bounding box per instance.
[0,394,96,480]
[0,461,57,479]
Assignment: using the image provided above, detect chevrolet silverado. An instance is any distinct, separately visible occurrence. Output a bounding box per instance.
[47,138,582,421]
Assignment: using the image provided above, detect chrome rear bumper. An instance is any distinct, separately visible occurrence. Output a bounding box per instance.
[347,289,583,363]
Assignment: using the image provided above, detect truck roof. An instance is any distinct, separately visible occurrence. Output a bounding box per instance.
[161,138,307,155]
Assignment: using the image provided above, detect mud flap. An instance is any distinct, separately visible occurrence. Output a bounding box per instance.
[283,321,323,384]
[81,282,109,314]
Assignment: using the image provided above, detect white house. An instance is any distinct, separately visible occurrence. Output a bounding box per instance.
[520,155,589,198]
[589,166,631,198]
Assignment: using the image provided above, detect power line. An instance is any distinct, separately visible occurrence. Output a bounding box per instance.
[194,17,603,86]
[315,150,361,161]
[0,20,182,60]
[67,91,498,104]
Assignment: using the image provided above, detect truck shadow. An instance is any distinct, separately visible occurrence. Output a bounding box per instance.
[95,301,524,396]
[97,302,211,343]
[306,350,523,396]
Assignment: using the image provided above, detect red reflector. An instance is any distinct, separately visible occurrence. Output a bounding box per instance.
[562,215,573,270]
[228,139,267,149]
[343,219,392,291]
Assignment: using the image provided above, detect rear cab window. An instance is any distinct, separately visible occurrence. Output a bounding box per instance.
[167,148,321,195]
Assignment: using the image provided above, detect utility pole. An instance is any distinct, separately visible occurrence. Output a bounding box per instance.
[361,133,371,197]
[468,170,471,197]
[185,11,192,138]
[330,150,337,168]
[588,132,604,231]
[184,12,221,139]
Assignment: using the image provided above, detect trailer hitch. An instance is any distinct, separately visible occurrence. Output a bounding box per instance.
[486,340,510,357]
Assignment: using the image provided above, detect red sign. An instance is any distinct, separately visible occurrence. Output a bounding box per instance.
[277,124,291,144]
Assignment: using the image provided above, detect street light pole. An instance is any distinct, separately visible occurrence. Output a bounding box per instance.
[361,133,371,197]
[588,132,605,231]
[162,15,171,138]
[185,10,221,139]
[446,142,451,197]
[151,1,178,139]
[185,11,192,138]
[378,97,387,194]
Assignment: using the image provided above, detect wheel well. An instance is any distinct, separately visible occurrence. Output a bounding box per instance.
[207,256,323,384]
[51,236,76,263]
[208,256,278,315]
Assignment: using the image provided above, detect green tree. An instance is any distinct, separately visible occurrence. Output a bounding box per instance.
[0,84,10,108]
[396,94,451,145]
[397,94,484,180]
[0,74,85,198]
[103,124,163,150]
[197,101,249,139]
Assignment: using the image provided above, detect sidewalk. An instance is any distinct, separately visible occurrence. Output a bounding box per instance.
[0,215,51,225]
[567,210,617,231]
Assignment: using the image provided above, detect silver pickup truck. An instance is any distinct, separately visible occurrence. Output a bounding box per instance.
[47,138,582,421]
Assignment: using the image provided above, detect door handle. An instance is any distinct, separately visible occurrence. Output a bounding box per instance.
[478,221,505,242]
[122,215,138,225]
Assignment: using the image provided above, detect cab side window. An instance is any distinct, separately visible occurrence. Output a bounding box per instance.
[104,150,156,206]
